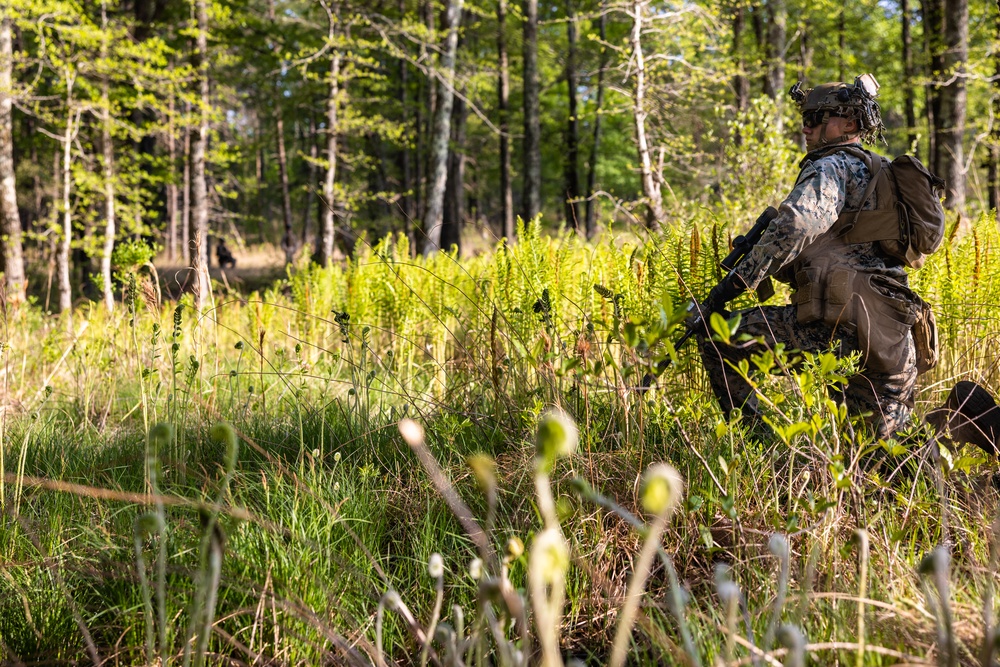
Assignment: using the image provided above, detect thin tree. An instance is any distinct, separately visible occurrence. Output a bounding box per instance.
[0,16,25,305]
[522,0,541,221]
[902,0,918,151]
[301,113,317,247]
[497,0,514,240]
[191,0,211,310]
[442,89,466,252]
[922,0,944,171]
[268,0,296,265]
[181,99,191,263]
[99,0,116,311]
[584,2,607,239]
[166,75,179,261]
[318,0,340,266]
[422,0,463,255]
[732,0,748,114]
[563,0,581,231]
[276,100,296,265]
[936,0,968,212]
[990,0,1000,214]
[629,0,662,231]
[57,73,79,318]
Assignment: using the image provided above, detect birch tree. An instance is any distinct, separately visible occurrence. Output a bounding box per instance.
[0,15,24,305]
[191,0,211,309]
[629,0,662,231]
[422,0,463,255]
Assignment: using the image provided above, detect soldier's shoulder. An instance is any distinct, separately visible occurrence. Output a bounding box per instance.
[804,146,873,178]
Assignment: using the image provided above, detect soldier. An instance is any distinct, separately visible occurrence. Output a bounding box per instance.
[694,74,919,441]
[216,239,236,269]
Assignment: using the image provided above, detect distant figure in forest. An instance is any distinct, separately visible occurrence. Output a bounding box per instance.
[281,229,297,267]
[688,73,943,444]
[216,239,236,269]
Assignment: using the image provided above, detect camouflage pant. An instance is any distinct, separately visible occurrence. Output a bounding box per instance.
[697,304,917,440]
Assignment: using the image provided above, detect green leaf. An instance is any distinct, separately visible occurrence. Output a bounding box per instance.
[709,312,731,344]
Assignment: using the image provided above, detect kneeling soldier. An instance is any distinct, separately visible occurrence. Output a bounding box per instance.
[695,74,931,441]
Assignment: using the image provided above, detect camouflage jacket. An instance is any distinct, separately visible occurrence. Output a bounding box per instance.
[733,144,909,293]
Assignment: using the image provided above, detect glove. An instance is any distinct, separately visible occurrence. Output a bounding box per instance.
[704,272,746,312]
[685,273,746,336]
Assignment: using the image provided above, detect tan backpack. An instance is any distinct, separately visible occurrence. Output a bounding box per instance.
[819,145,947,269]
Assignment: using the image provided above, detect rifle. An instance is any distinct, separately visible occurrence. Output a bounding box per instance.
[672,205,780,355]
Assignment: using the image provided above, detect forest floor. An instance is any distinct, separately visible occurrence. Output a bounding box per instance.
[155,243,289,299]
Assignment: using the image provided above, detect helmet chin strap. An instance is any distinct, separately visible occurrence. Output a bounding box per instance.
[816,120,861,148]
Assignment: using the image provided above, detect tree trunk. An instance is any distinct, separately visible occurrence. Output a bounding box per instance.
[902,0,918,151]
[398,3,414,245]
[27,115,42,232]
[101,91,116,312]
[182,105,191,263]
[769,0,786,95]
[318,48,340,266]
[275,101,296,265]
[522,0,541,221]
[100,1,116,311]
[563,0,581,231]
[497,0,514,240]
[630,0,662,231]
[58,93,77,318]
[191,0,211,309]
[936,0,968,212]
[166,86,179,261]
[584,4,607,239]
[302,113,317,247]
[442,91,466,252]
[422,0,464,255]
[837,9,845,81]
[0,18,24,306]
[732,1,749,115]
[922,0,944,172]
[990,0,1000,214]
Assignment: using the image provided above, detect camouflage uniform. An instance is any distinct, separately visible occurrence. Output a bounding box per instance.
[698,146,918,439]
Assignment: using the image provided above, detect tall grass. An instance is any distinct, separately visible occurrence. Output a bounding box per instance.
[1,206,1000,664]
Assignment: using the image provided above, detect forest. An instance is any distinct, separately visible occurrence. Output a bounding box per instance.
[2,0,1000,665]
[0,0,989,299]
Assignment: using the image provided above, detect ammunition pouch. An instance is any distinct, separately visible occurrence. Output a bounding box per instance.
[792,266,857,329]
[793,266,918,374]
[912,297,939,374]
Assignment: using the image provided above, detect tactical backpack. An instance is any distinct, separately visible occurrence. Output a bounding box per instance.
[800,144,946,373]
[821,145,947,269]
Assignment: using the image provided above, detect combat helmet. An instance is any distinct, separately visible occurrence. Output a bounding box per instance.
[789,73,886,145]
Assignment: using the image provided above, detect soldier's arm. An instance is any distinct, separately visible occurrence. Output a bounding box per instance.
[731,156,850,291]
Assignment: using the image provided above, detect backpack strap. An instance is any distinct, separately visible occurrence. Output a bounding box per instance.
[828,152,899,243]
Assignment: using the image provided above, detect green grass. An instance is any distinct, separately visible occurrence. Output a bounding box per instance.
[2,213,1000,665]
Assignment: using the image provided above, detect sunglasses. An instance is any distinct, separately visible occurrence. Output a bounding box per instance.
[801,110,847,129]
[801,110,827,128]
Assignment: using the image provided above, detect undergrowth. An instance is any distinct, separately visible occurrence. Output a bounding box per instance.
[1,211,1000,665]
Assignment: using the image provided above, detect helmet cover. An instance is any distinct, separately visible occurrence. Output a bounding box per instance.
[789,74,886,145]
